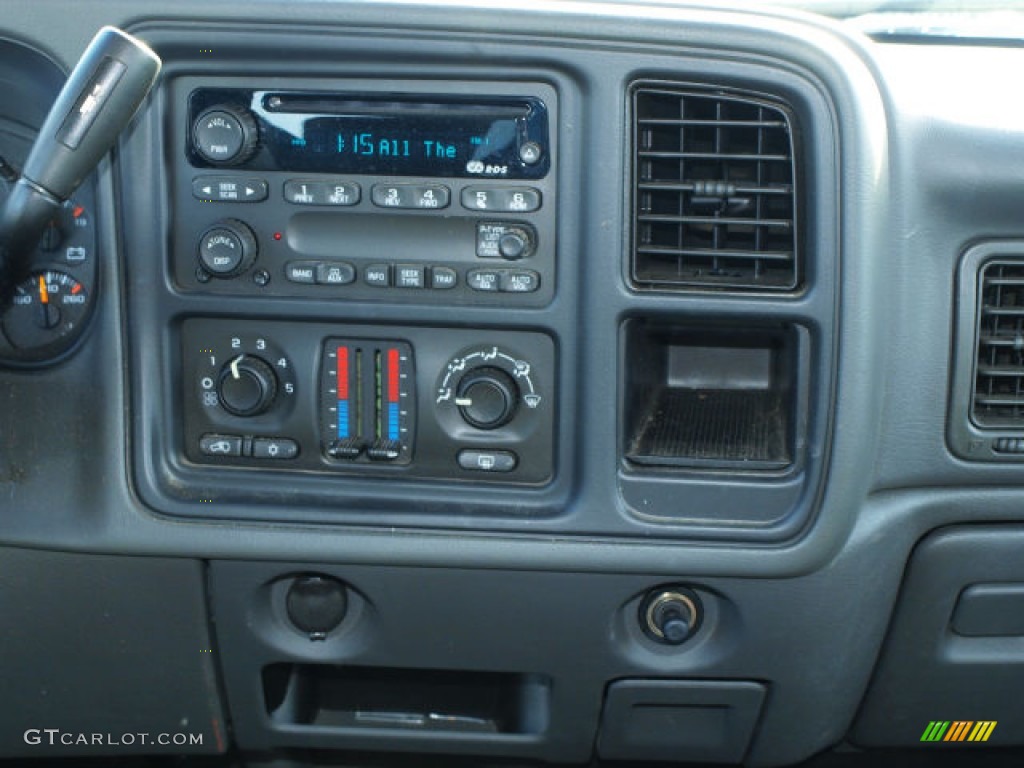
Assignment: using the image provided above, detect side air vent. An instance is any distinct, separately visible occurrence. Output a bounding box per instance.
[972,261,1024,427]
[948,244,1024,461]
[632,85,800,291]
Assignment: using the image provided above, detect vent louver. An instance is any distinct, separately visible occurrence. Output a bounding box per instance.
[632,86,800,291]
[973,262,1024,426]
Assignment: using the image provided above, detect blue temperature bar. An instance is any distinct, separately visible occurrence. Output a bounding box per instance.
[388,403,399,441]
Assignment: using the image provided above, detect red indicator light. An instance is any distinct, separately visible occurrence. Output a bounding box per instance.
[388,348,400,402]
[72,205,85,218]
[273,231,282,241]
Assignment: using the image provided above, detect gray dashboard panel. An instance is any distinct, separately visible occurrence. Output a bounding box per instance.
[5,1,1024,766]
[0,550,224,756]
[0,0,888,575]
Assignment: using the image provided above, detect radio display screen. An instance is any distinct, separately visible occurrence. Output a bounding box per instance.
[189,90,551,179]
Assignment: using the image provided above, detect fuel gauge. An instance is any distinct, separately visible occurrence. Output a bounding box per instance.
[2,270,89,352]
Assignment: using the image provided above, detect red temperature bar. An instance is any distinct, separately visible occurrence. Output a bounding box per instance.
[337,346,349,399]
[388,347,400,403]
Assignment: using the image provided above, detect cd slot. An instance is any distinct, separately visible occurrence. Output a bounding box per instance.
[262,92,528,118]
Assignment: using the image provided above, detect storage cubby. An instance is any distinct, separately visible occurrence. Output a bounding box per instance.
[263,664,550,736]
[623,321,798,470]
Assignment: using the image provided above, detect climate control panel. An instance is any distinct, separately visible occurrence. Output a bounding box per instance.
[181,319,555,484]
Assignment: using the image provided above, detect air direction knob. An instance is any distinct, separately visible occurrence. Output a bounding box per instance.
[456,366,519,430]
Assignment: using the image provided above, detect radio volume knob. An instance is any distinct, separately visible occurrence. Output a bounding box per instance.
[192,105,259,166]
[456,367,519,430]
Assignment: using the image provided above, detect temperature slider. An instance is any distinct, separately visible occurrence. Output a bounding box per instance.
[322,339,415,463]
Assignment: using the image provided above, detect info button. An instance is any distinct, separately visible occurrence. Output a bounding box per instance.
[364,264,391,287]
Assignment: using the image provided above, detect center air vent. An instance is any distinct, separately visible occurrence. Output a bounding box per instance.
[972,261,1024,427]
[632,85,799,291]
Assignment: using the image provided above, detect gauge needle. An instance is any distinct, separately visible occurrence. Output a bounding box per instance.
[230,355,243,380]
[37,275,49,304]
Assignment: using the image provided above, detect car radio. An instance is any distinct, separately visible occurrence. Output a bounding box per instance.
[167,78,557,306]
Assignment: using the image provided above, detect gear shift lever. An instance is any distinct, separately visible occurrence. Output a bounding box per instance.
[0,26,160,303]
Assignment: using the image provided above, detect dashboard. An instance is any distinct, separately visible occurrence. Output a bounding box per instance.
[3,1,1024,766]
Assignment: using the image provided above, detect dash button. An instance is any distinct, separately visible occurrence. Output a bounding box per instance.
[458,449,518,472]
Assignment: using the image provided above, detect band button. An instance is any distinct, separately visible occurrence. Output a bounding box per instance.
[285,261,318,284]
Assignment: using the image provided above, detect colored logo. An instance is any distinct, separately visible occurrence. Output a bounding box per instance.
[920,721,997,743]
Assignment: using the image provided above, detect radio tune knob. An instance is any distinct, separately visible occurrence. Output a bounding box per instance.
[198,218,258,278]
[456,367,519,430]
[217,354,278,417]
[498,226,535,261]
[192,105,259,166]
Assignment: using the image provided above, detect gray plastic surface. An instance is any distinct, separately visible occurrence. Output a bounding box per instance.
[952,584,1024,638]
[5,1,1024,767]
[853,525,1024,747]
[0,548,225,756]
[598,679,766,763]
